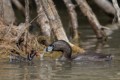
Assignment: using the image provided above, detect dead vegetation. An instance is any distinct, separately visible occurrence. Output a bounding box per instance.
[0,18,45,58]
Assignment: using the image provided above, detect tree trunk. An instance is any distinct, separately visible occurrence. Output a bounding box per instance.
[40,0,69,42]
[93,0,115,17]
[63,0,79,40]
[75,0,106,40]
[35,0,51,37]
[2,0,16,24]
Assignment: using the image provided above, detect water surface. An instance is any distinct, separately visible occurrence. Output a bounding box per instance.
[0,28,120,80]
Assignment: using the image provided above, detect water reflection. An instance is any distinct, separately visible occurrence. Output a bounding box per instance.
[0,58,120,80]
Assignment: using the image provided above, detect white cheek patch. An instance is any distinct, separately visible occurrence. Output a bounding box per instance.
[44,46,53,52]
[48,46,53,51]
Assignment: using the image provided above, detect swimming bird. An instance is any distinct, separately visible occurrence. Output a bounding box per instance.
[9,50,37,62]
[45,40,112,61]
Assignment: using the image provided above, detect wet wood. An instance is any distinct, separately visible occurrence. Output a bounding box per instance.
[63,0,79,40]
[75,0,106,40]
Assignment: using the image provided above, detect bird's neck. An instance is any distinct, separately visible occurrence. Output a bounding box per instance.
[63,50,72,60]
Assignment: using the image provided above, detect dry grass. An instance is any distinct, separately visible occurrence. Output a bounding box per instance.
[0,19,44,58]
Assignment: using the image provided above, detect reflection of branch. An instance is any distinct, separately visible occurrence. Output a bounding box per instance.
[95,41,105,53]
[112,0,120,23]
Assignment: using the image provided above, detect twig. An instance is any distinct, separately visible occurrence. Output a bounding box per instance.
[3,23,13,38]
[30,14,40,24]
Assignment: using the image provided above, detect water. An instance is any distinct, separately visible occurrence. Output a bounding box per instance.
[0,28,120,80]
[0,58,120,80]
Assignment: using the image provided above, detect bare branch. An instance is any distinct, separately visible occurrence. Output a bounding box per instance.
[63,0,79,40]
[93,0,115,16]
[112,0,120,23]
[75,0,107,40]
[25,0,29,24]
[35,0,51,37]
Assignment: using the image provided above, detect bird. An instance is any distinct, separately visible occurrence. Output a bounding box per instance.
[9,50,37,62]
[44,40,112,61]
